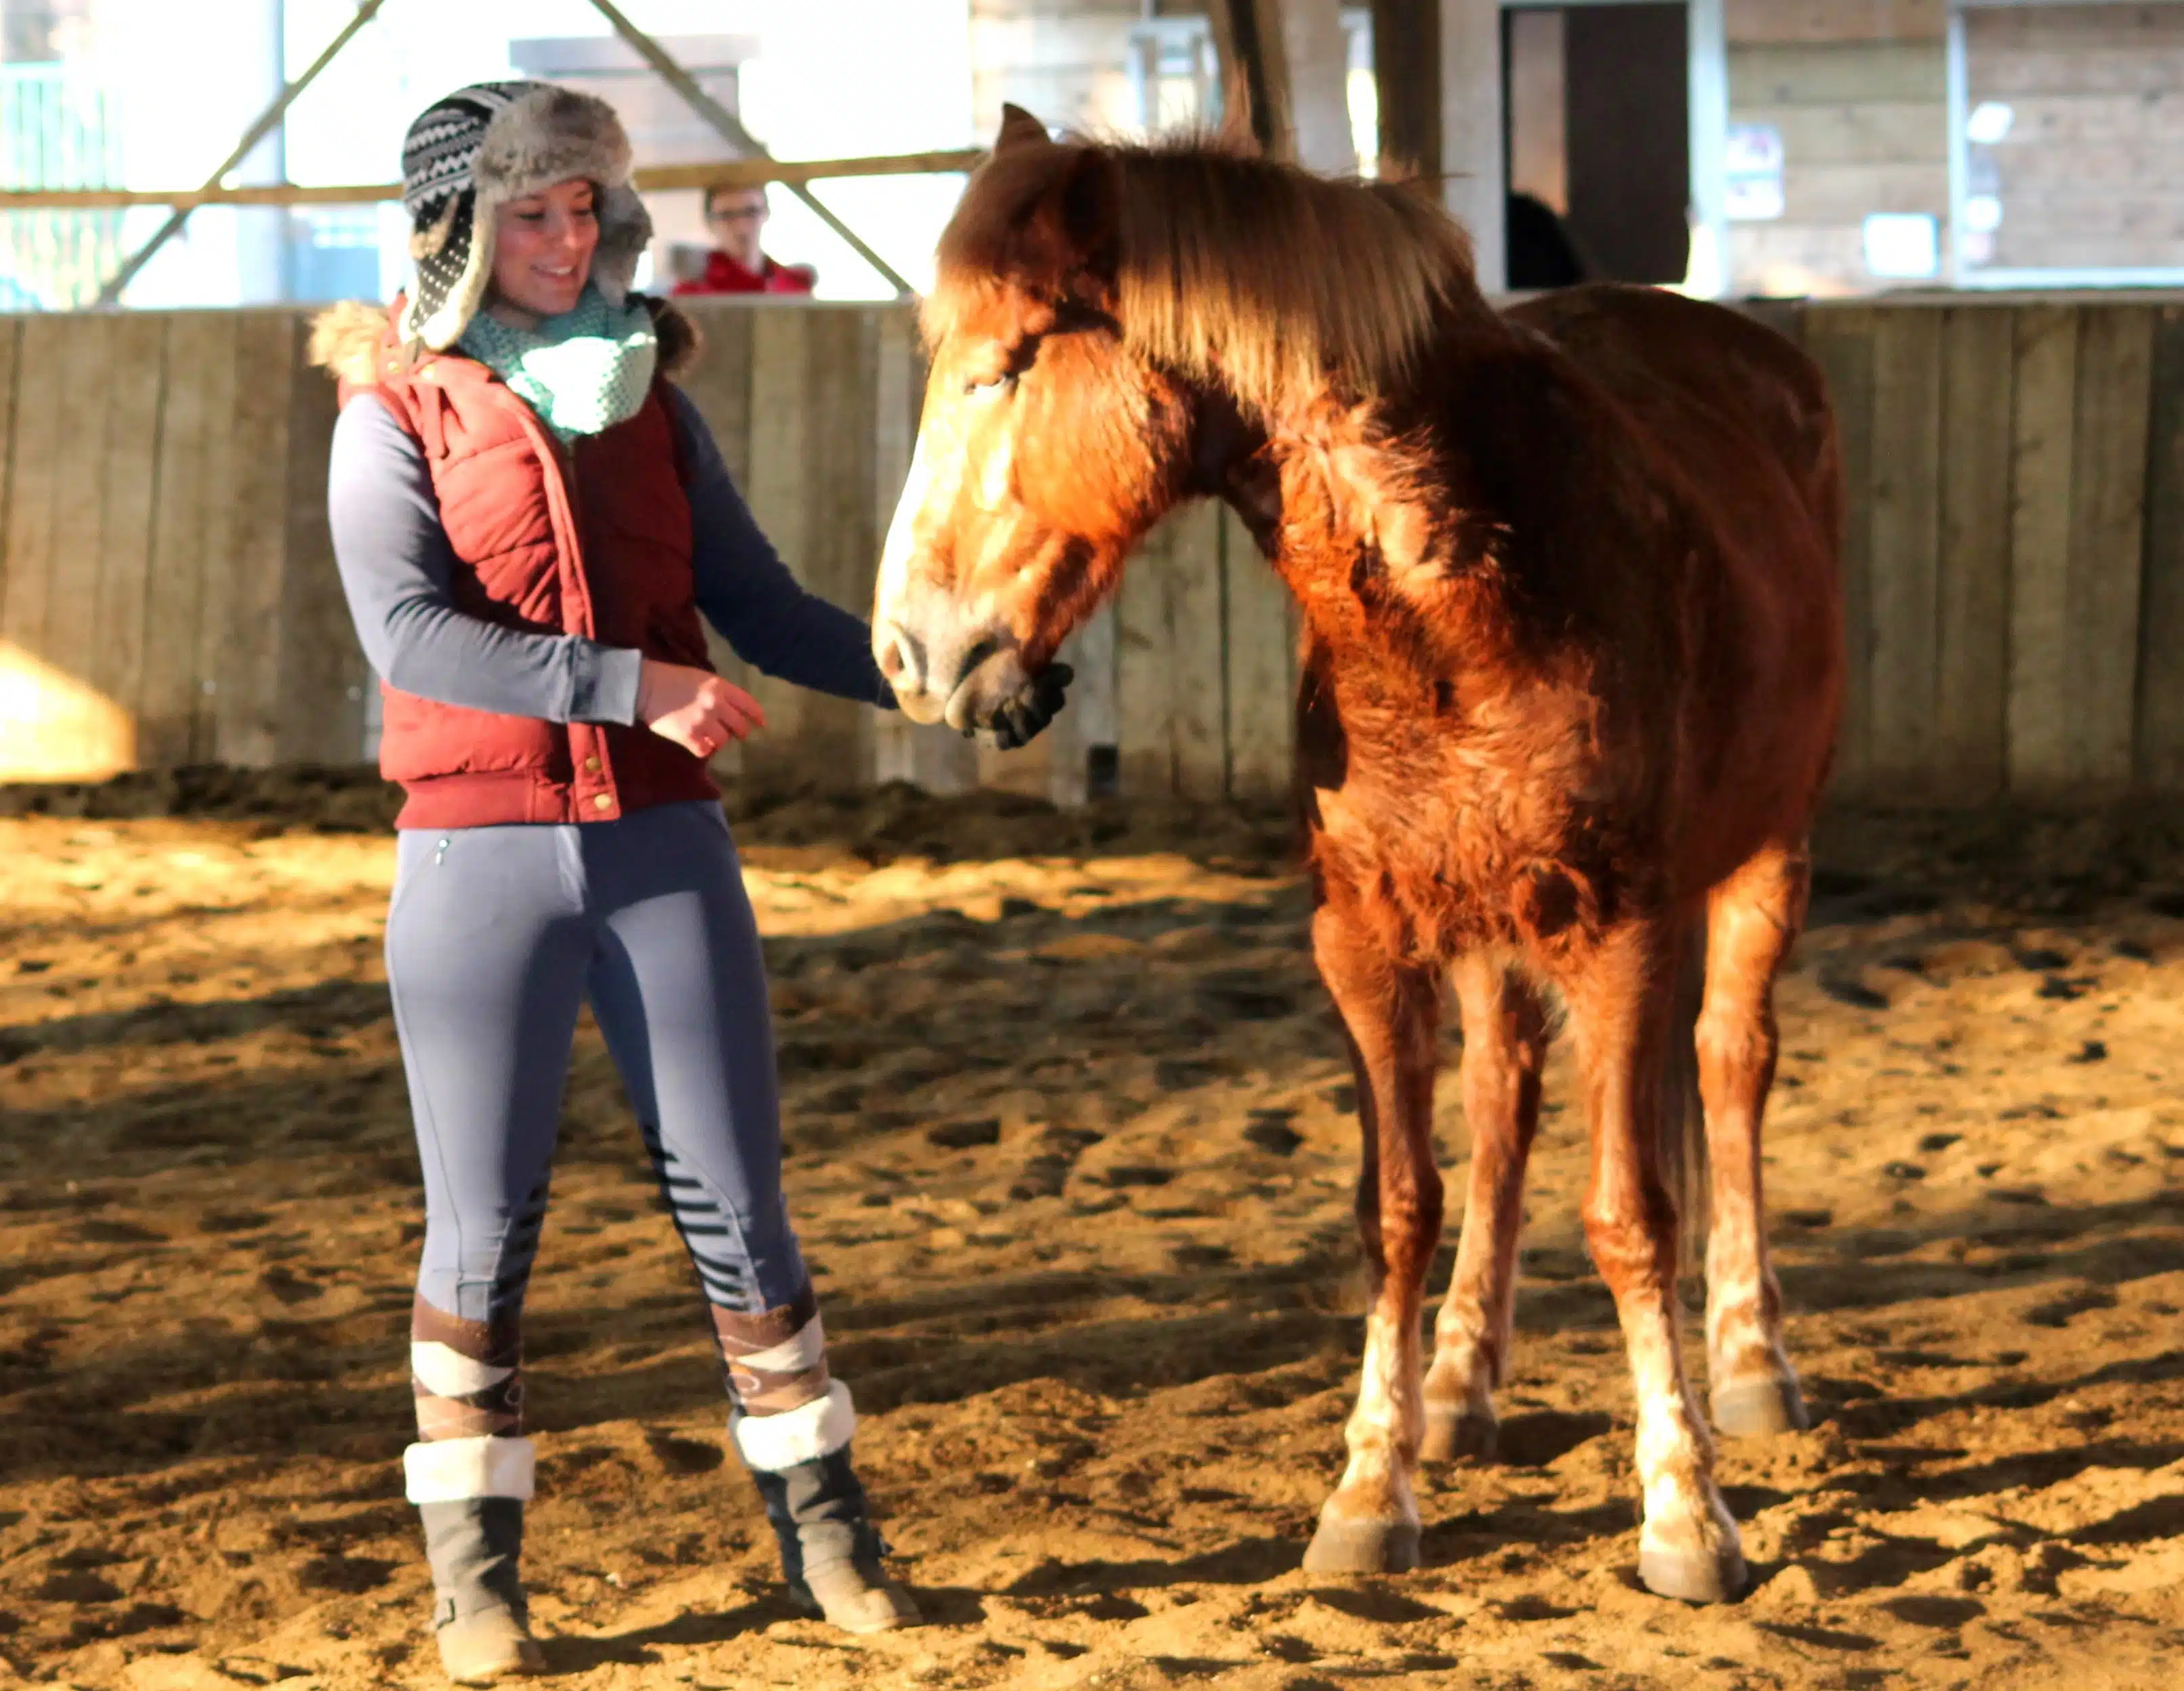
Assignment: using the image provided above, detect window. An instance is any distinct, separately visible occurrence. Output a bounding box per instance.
[1950,1,2184,287]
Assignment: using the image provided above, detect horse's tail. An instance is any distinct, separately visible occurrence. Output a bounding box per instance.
[1660,921,1710,1282]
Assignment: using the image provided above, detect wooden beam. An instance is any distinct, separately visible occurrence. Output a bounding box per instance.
[91,0,389,306]
[1207,0,1295,159]
[1280,0,1360,175]
[584,0,914,297]
[1370,3,1504,288]
[1441,1,1507,291]
[1370,0,1442,181]
[0,150,988,213]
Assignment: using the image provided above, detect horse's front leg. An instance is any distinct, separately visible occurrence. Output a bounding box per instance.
[1566,921,1744,1604]
[1421,953,1547,1462]
[1302,898,1443,1575]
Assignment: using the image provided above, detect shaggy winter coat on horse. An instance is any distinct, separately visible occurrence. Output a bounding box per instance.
[872,108,1845,1604]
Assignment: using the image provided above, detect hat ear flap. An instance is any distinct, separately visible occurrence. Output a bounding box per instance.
[588,180,654,308]
[408,188,492,352]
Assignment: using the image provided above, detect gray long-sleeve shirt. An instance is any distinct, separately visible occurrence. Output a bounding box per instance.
[327,383,894,724]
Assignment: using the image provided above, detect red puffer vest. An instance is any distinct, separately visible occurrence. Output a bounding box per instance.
[330,301,717,830]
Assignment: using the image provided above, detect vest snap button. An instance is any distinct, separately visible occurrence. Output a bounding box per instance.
[583,755,602,774]
[593,793,613,812]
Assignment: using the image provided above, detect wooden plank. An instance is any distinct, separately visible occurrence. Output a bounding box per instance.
[1070,601,1120,799]
[1116,512,1182,797]
[1969,5,2184,62]
[1864,307,1944,795]
[2065,304,2156,791]
[88,312,171,765]
[793,306,880,789]
[1171,500,1227,800]
[0,312,132,781]
[677,299,755,493]
[1971,44,2184,99]
[1222,505,1295,798]
[1933,304,2015,802]
[145,312,238,770]
[277,315,365,765]
[2006,304,2080,795]
[1755,101,1947,167]
[1777,161,1950,224]
[2135,305,2184,791]
[738,304,816,791]
[1727,41,1946,106]
[1799,306,1876,798]
[675,304,756,780]
[1725,0,1944,47]
[0,315,20,656]
[35,313,124,776]
[211,311,301,767]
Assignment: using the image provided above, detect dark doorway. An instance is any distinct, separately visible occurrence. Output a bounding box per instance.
[1505,3,1692,288]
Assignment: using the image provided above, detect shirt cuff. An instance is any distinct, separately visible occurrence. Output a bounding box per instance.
[572,643,644,724]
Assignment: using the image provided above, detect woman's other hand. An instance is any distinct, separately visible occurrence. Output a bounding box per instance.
[637,658,766,759]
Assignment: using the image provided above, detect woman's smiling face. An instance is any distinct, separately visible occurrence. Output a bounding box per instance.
[489,177,599,323]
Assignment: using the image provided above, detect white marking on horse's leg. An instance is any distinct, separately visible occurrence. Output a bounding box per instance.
[1304,902,1441,1572]
[1423,957,1545,1454]
[1699,849,1808,1434]
[1570,923,1742,1602]
[1326,1304,1424,1522]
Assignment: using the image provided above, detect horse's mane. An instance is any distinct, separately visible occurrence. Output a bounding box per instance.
[929,132,1484,416]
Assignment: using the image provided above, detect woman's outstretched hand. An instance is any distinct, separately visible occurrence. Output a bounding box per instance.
[637,658,766,759]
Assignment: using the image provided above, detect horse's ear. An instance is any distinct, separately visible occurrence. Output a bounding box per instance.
[996,104,1051,153]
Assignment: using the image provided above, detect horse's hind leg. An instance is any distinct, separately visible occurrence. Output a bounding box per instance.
[1302,898,1443,1575]
[1421,954,1547,1462]
[1568,919,1743,1604]
[1700,843,1811,1438]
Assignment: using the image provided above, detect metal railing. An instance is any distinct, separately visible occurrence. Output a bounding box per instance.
[0,63,124,309]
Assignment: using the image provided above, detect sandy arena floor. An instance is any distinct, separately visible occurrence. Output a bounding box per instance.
[4,774,2184,1690]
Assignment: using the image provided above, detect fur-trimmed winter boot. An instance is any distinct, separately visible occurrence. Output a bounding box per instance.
[734,1384,919,1633]
[409,1438,545,1683]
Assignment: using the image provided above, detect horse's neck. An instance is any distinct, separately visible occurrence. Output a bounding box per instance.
[1236,357,1519,667]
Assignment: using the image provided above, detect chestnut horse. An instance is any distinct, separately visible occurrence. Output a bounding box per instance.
[875,110,1844,1604]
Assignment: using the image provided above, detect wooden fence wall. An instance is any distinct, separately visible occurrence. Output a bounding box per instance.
[0,293,2178,807]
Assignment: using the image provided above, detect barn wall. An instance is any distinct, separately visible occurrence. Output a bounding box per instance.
[1723,0,1950,297]
[1963,4,2184,274]
[2,292,2181,810]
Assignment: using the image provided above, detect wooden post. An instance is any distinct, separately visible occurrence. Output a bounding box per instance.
[1280,0,1360,175]
[1371,1,1504,290]
[1206,0,1294,158]
[1440,0,1505,292]
[1209,0,1358,173]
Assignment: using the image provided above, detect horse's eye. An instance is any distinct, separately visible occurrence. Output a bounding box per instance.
[965,370,1014,396]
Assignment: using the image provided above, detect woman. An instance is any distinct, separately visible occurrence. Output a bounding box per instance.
[314,83,1064,1684]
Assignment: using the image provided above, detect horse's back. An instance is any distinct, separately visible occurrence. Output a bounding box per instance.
[1506,284,1847,867]
[1505,284,1841,547]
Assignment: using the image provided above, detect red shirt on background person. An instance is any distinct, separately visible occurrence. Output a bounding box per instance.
[672,184,816,297]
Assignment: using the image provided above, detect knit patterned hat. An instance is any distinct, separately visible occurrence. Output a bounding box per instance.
[400,81,652,351]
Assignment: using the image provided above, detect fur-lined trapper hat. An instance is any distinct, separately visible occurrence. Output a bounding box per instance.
[400,81,652,351]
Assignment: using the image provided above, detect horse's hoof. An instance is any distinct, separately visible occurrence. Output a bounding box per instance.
[1420,1402,1497,1464]
[1301,1516,1421,1575]
[1638,1539,1748,1606]
[1711,1375,1811,1440]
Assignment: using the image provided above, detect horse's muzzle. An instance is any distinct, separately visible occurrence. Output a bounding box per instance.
[876,618,1029,733]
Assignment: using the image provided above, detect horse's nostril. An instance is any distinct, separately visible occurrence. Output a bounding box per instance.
[878,625,923,686]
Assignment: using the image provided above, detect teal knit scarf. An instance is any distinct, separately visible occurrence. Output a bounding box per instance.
[458,285,658,441]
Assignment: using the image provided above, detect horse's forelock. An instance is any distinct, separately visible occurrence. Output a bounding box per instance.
[929,134,1482,410]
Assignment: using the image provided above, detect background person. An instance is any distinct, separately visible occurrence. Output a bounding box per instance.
[672,181,816,296]
[312,80,1064,1684]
